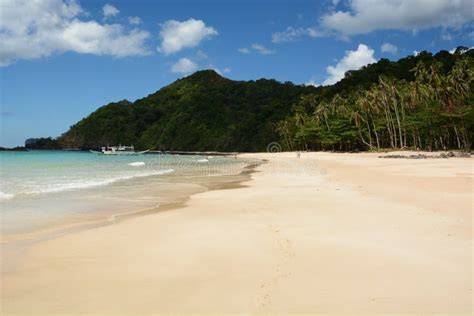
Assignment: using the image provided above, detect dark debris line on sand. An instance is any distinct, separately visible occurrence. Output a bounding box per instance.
[379,151,471,159]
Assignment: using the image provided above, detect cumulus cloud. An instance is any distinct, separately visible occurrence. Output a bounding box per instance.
[128,16,142,25]
[305,80,319,87]
[321,0,474,35]
[271,26,323,43]
[158,19,218,55]
[0,0,150,66]
[211,66,231,75]
[251,43,275,55]
[381,42,398,54]
[102,4,119,19]
[173,50,229,75]
[322,44,376,85]
[171,57,198,74]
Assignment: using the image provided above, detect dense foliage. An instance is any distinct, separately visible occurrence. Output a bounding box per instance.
[60,71,314,151]
[276,47,473,151]
[52,47,472,152]
[25,137,62,149]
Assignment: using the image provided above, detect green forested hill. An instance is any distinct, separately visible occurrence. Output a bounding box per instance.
[55,47,473,152]
[60,70,315,151]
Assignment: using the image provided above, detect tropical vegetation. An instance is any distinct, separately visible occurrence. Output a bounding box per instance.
[30,47,473,152]
[277,48,473,151]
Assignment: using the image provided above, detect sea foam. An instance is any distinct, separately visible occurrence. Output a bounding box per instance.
[129,162,145,166]
[1,169,174,199]
[0,191,14,200]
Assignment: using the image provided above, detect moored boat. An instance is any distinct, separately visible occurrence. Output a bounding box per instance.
[90,145,149,155]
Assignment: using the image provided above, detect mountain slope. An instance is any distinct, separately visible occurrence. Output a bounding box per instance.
[58,47,473,152]
[61,70,315,151]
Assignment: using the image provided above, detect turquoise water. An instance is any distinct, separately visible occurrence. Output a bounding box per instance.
[0,150,245,199]
[0,151,172,199]
[0,151,251,238]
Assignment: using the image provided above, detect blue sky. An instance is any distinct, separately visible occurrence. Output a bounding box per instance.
[1,0,473,147]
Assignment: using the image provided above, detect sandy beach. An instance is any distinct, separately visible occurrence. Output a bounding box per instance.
[1,152,472,315]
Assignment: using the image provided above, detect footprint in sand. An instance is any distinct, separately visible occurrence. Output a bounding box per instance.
[254,223,295,311]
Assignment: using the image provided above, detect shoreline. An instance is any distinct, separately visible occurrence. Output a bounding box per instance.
[1,151,472,315]
[1,155,262,242]
[1,158,262,276]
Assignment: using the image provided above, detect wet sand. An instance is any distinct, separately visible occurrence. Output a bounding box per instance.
[1,152,472,315]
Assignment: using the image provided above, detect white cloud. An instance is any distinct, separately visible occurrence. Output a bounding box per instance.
[178,50,228,75]
[238,44,275,55]
[158,19,218,55]
[381,42,398,54]
[450,46,473,54]
[211,66,231,75]
[251,43,275,55]
[0,0,150,66]
[128,16,142,25]
[102,4,119,19]
[321,0,474,35]
[413,50,420,56]
[322,44,376,86]
[271,26,323,43]
[305,80,319,87]
[171,57,198,74]
[238,47,251,54]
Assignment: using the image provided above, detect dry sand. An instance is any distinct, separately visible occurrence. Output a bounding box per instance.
[1,152,472,315]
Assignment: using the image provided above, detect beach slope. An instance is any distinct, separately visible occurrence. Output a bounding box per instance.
[1,152,472,315]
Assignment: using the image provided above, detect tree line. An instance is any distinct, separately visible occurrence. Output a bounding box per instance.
[26,47,473,152]
[275,54,473,152]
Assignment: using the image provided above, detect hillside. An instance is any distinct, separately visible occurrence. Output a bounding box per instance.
[53,47,473,152]
[60,71,315,151]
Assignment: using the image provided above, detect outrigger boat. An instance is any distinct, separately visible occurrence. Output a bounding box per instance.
[90,144,149,155]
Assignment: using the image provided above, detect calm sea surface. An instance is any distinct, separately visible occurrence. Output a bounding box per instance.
[0,150,253,239]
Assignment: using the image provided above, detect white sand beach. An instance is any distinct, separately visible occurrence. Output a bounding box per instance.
[1,152,472,315]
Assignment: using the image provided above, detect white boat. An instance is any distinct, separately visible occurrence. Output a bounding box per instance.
[90,145,149,155]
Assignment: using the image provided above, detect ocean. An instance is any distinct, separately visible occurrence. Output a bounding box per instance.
[0,150,254,240]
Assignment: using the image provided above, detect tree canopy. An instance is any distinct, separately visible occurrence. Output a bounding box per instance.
[43,47,473,152]
[276,48,473,151]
